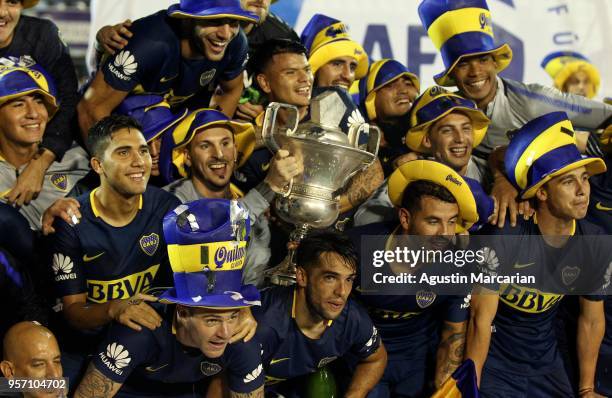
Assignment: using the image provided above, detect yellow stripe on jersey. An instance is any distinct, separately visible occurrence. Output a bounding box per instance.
[87,263,160,303]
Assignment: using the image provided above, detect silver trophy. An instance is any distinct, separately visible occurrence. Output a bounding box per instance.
[262,89,381,285]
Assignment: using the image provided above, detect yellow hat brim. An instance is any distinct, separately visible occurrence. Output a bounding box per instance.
[405,107,490,153]
[553,61,600,99]
[310,39,369,80]
[521,157,607,199]
[387,160,479,232]
[434,44,513,87]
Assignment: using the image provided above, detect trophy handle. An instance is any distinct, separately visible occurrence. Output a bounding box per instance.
[262,102,300,153]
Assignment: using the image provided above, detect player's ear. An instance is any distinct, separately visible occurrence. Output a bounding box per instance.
[535,186,548,202]
[422,130,433,150]
[184,147,192,168]
[398,207,411,232]
[256,73,271,95]
[176,305,191,322]
[90,156,103,175]
[0,360,15,377]
[295,266,308,288]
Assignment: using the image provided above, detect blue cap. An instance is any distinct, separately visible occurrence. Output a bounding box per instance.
[114,95,188,143]
[0,66,58,118]
[167,0,259,23]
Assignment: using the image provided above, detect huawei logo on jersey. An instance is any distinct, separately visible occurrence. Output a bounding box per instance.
[99,343,131,375]
[52,253,77,282]
[108,50,138,81]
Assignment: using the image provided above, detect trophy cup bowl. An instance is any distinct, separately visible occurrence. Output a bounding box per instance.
[261,90,381,285]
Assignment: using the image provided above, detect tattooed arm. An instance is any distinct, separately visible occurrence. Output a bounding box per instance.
[434,320,467,388]
[230,386,264,398]
[339,159,384,214]
[74,363,123,398]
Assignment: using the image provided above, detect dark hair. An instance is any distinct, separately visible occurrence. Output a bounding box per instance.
[249,38,308,77]
[87,114,143,158]
[295,231,358,272]
[400,180,457,214]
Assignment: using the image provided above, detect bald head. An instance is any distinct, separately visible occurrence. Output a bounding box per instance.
[1,322,62,397]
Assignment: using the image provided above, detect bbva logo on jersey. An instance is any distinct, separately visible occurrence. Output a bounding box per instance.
[99,342,131,376]
[52,253,77,282]
[87,264,160,303]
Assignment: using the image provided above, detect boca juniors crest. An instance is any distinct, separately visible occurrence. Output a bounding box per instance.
[50,173,68,191]
[139,233,160,256]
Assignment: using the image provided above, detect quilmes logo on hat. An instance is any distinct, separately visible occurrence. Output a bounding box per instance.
[325,24,347,38]
[428,86,448,97]
[199,241,248,270]
[445,174,462,186]
[140,233,160,256]
[50,173,68,191]
[479,12,492,30]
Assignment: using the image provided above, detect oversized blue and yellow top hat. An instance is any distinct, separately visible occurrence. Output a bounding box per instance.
[504,112,606,199]
[358,59,420,121]
[0,66,58,119]
[167,0,259,23]
[159,108,255,183]
[406,85,490,153]
[418,0,513,86]
[115,95,188,143]
[300,14,369,80]
[541,51,600,99]
[160,199,260,308]
[464,176,494,232]
[388,159,479,232]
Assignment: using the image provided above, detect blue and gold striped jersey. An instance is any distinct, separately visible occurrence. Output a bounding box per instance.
[252,286,380,388]
[51,186,180,303]
[101,10,248,109]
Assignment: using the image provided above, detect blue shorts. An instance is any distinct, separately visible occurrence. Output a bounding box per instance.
[367,358,430,398]
[596,353,612,396]
[480,365,573,398]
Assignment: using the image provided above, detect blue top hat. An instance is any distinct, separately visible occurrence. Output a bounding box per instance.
[167,0,259,23]
[115,95,188,143]
[418,0,513,86]
[0,65,58,118]
[160,199,260,308]
[504,112,606,199]
[300,14,369,80]
[158,108,255,183]
[358,59,420,121]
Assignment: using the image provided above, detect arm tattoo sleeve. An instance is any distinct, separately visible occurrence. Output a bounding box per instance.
[74,363,120,398]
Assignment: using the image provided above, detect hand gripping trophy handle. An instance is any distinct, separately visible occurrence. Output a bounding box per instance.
[262,103,299,198]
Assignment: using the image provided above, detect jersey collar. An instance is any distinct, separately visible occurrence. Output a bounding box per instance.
[90,187,143,218]
[533,213,576,236]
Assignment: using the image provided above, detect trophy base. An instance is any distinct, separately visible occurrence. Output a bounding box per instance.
[265,255,297,286]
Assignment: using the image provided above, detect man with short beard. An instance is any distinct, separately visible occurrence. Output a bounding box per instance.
[163,108,301,286]
[466,112,609,398]
[78,0,259,139]
[252,231,387,397]
[418,0,612,227]
[349,160,478,397]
